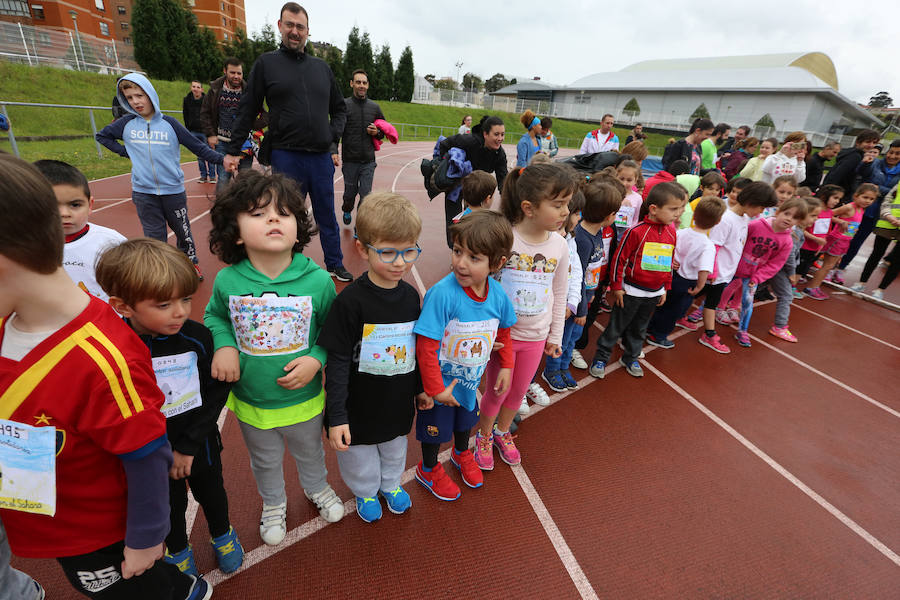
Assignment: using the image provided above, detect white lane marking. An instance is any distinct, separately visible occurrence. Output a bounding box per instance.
[641,359,900,569]
[410,265,426,296]
[93,194,213,214]
[790,303,900,351]
[92,198,131,213]
[511,465,600,600]
[167,209,211,239]
[738,327,900,419]
[334,148,429,184]
[392,155,427,193]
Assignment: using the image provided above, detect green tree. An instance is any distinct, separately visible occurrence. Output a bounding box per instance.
[222,28,255,70]
[133,0,221,80]
[509,77,517,85]
[342,27,374,96]
[371,44,393,100]
[133,0,176,79]
[755,113,775,128]
[394,45,414,102]
[433,77,458,91]
[462,72,483,92]
[484,73,509,93]
[690,103,710,120]
[623,97,641,116]
[255,24,278,55]
[192,26,223,81]
[868,91,893,108]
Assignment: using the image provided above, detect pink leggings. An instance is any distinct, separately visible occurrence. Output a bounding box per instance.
[717,278,743,310]
[479,339,545,418]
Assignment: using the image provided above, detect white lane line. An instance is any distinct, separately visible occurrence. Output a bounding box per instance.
[392,155,427,193]
[166,209,211,239]
[790,303,900,351]
[92,198,131,213]
[334,148,430,184]
[641,359,900,569]
[511,465,600,600]
[738,327,900,420]
[410,264,426,296]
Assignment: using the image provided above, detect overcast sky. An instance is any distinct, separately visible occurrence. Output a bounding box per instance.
[245,1,898,106]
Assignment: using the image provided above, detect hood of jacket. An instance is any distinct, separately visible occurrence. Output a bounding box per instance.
[116,73,162,123]
[231,252,320,284]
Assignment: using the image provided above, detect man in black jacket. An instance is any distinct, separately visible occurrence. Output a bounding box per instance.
[822,129,880,197]
[799,140,840,193]
[183,81,213,183]
[224,3,350,281]
[332,69,385,226]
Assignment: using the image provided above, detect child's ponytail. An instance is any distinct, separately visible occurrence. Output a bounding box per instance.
[501,163,578,225]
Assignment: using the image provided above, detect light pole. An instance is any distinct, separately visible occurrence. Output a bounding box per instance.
[69,10,85,71]
[455,60,463,89]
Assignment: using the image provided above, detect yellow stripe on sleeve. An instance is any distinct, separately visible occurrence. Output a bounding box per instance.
[76,338,133,419]
[83,322,145,413]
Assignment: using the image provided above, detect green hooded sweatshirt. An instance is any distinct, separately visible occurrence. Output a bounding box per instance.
[204,254,336,409]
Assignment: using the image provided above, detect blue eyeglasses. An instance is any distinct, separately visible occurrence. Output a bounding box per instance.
[365,243,422,263]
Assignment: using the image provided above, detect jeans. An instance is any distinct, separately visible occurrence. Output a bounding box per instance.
[190,131,213,179]
[646,273,696,340]
[215,140,253,192]
[341,161,376,213]
[132,191,197,264]
[738,278,755,332]
[544,316,584,372]
[271,149,344,269]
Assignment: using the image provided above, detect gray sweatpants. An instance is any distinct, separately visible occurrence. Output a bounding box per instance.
[335,435,408,499]
[0,520,40,600]
[237,413,329,506]
[769,269,793,328]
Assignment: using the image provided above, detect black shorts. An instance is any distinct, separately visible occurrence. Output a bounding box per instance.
[697,281,727,307]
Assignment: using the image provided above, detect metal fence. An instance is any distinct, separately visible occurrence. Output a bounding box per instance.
[0,20,139,74]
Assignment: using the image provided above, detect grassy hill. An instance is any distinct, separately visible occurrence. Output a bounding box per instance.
[0,62,671,179]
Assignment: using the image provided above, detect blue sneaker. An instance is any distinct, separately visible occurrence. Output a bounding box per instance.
[163,545,198,577]
[210,526,244,574]
[645,334,674,349]
[541,370,568,392]
[342,211,352,225]
[186,575,213,600]
[380,486,412,514]
[355,496,383,523]
[619,357,644,377]
[589,359,606,379]
[560,369,578,390]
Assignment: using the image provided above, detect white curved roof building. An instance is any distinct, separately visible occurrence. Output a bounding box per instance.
[493,53,880,138]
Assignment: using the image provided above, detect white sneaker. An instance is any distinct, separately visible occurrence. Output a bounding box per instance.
[305,485,344,522]
[850,283,865,293]
[517,395,530,416]
[872,289,884,300]
[570,349,588,370]
[617,340,645,359]
[259,502,287,546]
[525,382,551,406]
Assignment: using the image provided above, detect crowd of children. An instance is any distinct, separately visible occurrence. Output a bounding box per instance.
[2,88,898,600]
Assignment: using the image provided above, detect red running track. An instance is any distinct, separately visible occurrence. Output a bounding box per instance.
[11,141,900,599]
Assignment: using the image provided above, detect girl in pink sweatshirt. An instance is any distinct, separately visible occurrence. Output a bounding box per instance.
[733,198,807,347]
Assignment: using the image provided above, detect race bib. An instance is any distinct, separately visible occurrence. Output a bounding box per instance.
[499,269,553,317]
[438,318,498,386]
[229,294,312,356]
[358,322,416,376]
[615,205,635,228]
[0,420,56,516]
[152,352,202,418]
[584,260,604,290]
[640,242,673,272]
[812,217,830,235]
[843,221,859,238]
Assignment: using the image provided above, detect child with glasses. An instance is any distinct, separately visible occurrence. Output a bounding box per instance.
[319,192,427,523]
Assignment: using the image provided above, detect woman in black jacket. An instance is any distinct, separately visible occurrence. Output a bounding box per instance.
[437,115,508,246]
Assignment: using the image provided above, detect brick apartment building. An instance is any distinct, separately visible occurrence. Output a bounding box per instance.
[0,0,245,46]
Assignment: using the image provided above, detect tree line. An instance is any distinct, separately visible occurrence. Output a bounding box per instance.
[132,0,415,102]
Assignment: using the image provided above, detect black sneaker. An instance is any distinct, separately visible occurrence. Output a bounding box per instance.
[342,211,352,225]
[329,266,354,282]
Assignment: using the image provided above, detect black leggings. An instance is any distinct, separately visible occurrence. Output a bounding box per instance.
[860,234,900,289]
[421,430,469,468]
[796,248,820,278]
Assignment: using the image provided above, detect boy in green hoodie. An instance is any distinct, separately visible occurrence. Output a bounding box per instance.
[204,171,343,547]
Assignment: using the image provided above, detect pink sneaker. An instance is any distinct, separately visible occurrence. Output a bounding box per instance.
[726,308,740,323]
[715,309,731,325]
[698,333,731,354]
[473,430,494,471]
[686,307,703,323]
[675,317,700,331]
[492,427,521,466]
[827,270,845,285]
[803,287,829,301]
[769,325,798,342]
[734,330,752,347]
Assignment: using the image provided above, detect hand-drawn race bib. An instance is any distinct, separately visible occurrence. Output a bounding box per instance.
[358,321,416,376]
[229,295,312,356]
[812,216,830,235]
[0,420,56,516]
[438,318,498,387]
[499,269,553,317]
[152,352,202,418]
[584,259,604,290]
[843,221,859,238]
[615,205,635,228]
[640,242,673,272]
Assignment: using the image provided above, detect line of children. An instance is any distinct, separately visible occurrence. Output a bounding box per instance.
[797,184,844,280]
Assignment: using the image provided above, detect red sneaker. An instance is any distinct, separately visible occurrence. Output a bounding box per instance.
[415,461,460,501]
[450,449,483,488]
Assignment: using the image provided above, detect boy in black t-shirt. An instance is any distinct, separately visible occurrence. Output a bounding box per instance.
[319,192,426,523]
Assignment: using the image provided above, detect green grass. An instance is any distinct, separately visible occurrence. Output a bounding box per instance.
[0,61,671,179]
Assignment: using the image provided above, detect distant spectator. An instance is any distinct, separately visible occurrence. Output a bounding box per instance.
[540,116,558,157]
[458,115,472,135]
[625,123,647,145]
[183,80,214,183]
[800,140,841,192]
[662,118,714,175]
[516,109,542,168]
[739,137,777,181]
[580,114,619,153]
[701,122,730,170]
[719,124,751,156]
[761,131,807,185]
[822,129,881,197]
[111,95,127,120]
[620,140,648,168]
